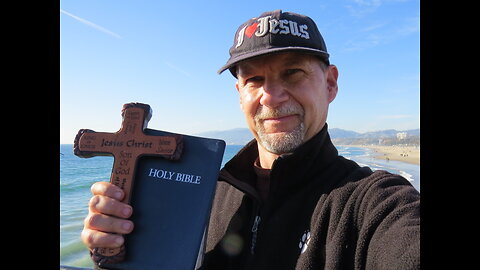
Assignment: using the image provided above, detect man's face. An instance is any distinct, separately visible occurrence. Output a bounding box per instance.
[235,52,338,154]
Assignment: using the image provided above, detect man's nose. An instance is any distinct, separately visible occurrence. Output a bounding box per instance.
[259,78,289,108]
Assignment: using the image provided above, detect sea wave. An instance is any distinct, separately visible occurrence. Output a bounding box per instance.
[60,240,93,268]
[399,170,414,182]
[336,146,419,190]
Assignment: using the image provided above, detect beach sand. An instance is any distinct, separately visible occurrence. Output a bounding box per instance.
[342,145,420,165]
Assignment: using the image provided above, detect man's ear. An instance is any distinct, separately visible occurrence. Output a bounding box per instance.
[326,65,339,103]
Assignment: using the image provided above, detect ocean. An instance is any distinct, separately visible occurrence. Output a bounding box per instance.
[60,143,420,268]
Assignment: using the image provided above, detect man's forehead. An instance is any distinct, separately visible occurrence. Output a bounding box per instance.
[237,52,317,74]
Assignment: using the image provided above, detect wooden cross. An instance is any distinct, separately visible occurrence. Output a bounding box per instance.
[73,102,183,264]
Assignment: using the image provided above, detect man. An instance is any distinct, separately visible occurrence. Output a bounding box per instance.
[82,10,420,269]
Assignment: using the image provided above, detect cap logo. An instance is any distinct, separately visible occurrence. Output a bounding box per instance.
[235,15,310,48]
[245,23,258,38]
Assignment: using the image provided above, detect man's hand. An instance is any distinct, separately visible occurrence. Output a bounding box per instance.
[81,182,134,250]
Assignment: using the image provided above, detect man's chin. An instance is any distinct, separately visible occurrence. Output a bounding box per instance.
[256,124,305,155]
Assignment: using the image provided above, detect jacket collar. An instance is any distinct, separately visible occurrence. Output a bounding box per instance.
[220,123,338,196]
[270,123,338,191]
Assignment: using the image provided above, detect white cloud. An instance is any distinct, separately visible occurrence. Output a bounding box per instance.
[164,61,192,78]
[345,0,414,17]
[378,114,414,120]
[341,16,419,52]
[60,9,122,39]
[345,0,384,17]
[360,22,387,32]
[396,16,420,36]
[351,0,383,7]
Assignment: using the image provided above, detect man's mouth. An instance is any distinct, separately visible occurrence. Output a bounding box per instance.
[254,103,305,134]
[258,114,302,133]
[262,114,298,123]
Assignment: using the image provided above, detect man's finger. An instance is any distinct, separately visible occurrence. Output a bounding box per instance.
[89,195,133,219]
[84,212,134,234]
[81,228,125,249]
[91,181,124,201]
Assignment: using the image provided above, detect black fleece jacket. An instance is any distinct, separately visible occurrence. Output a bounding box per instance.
[202,125,420,270]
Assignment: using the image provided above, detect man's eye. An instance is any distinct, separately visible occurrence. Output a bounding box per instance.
[286,69,302,76]
[246,76,263,83]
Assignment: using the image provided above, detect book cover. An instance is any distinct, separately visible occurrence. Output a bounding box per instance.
[101,128,225,270]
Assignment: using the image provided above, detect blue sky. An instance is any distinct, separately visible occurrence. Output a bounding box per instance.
[60,0,419,144]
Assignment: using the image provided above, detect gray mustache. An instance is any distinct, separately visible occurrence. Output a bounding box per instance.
[254,104,305,121]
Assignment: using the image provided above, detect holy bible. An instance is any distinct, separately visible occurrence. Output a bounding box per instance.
[74,103,226,270]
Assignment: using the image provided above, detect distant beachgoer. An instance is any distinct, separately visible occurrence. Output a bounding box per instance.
[81,10,420,269]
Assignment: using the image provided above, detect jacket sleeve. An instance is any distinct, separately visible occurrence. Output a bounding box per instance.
[355,171,420,269]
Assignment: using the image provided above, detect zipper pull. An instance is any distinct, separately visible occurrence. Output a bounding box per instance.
[250,215,261,254]
[252,215,261,232]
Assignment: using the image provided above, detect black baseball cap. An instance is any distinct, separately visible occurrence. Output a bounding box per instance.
[218,10,330,77]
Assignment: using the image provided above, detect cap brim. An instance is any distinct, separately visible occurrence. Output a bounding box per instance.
[217,47,330,76]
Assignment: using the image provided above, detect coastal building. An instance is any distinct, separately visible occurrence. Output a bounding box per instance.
[396,132,407,140]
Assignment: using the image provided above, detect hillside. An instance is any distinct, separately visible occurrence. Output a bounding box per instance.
[329,128,420,146]
[196,128,253,145]
[196,127,420,146]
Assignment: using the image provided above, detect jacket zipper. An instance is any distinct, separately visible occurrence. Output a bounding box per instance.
[218,170,265,258]
[250,215,261,254]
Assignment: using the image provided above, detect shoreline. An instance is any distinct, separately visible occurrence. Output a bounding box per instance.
[337,144,420,165]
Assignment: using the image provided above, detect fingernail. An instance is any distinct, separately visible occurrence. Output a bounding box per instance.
[114,191,123,200]
[122,222,132,231]
[122,207,132,217]
[115,236,124,245]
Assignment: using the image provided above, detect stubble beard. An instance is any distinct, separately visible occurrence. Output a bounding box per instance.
[254,103,306,155]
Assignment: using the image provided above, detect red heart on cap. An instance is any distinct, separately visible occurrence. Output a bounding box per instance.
[245,23,258,38]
